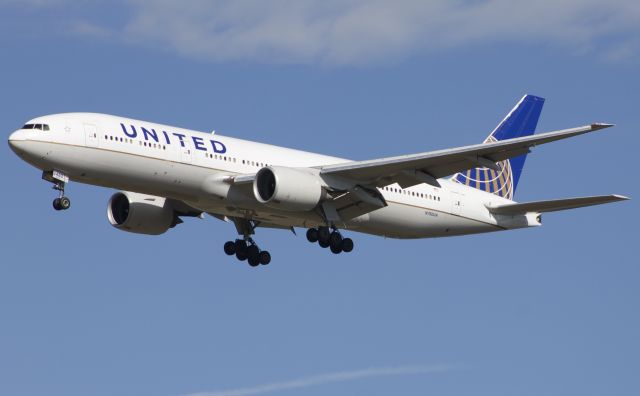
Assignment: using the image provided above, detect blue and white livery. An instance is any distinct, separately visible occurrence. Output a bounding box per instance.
[8,95,629,266]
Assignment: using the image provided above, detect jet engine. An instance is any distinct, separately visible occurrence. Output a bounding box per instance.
[253,166,323,211]
[107,191,179,235]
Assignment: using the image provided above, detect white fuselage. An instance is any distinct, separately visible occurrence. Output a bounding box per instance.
[8,113,539,238]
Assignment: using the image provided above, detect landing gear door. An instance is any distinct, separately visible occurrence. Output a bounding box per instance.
[84,123,98,147]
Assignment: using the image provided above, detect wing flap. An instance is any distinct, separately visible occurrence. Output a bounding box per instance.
[487,195,629,215]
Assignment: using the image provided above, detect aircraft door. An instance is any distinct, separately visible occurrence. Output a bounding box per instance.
[84,123,98,147]
[450,190,464,216]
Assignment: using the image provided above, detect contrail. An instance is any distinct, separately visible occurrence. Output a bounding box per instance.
[184,365,455,396]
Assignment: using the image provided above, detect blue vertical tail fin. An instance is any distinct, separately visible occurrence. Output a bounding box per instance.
[452,94,545,199]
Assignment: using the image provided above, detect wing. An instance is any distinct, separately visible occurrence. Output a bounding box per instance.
[320,123,613,189]
[486,195,629,215]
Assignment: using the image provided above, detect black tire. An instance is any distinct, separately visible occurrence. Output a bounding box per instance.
[59,196,71,210]
[52,198,61,211]
[248,255,260,267]
[246,245,260,262]
[329,231,342,247]
[236,250,248,261]
[234,239,247,254]
[223,241,236,255]
[318,227,330,244]
[330,244,342,254]
[318,239,330,248]
[306,228,318,243]
[259,251,271,265]
[341,238,354,253]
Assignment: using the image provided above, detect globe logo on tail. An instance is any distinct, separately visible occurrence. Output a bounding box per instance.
[452,135,515,200]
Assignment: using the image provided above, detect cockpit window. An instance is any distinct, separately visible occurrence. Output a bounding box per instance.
[21,123,50,131]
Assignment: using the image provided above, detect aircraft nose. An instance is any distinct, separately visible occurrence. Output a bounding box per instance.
[8,130,26,152]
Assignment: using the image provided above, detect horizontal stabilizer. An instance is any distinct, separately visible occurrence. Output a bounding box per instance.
[487,194,629,215]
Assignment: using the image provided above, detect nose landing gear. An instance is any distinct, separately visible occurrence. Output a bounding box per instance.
[43,170,71,211]
[53,195,71,211]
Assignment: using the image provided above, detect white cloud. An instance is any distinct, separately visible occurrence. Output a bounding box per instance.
[183,365,454,396]
[77,0,640,65]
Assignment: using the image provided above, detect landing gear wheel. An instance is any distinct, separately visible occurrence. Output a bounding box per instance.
[318,227,330,245]
[223,241,236,256]
[235,239,247,254]
[59,196,71,210]
[246,245,260,263]
[235,239,248,261]
[306,228,318,243]
[259,251,271,265]
[341,238,354,253]
[318,239,330,248]
[329,231,343,254]
[52,198,62,211]
[329,231,342,246]
[248,255,260,267]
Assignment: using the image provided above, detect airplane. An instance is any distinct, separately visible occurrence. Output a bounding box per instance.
[7,95,629,267]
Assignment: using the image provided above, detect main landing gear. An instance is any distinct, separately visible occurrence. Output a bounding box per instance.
[306,226,354,254]
[223,218,271,267]
[43,170,71,211]
[223,238,271,267]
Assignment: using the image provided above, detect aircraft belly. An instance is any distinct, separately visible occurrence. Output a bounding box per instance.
[30,142,323,226]
[352,201,498,239]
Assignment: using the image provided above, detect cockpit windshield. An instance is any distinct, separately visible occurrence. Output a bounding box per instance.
[22,123,50,131]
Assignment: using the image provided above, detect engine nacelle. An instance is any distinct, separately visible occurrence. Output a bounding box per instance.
[253,166,323,211]
[107,191,177,235]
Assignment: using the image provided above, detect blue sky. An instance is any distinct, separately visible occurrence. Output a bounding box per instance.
[1,2,638,396]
